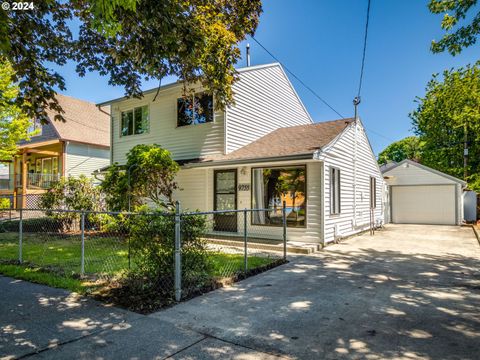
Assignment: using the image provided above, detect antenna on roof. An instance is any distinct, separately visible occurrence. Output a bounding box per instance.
[246,43,251,67]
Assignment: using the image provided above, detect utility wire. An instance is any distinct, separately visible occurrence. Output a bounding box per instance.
[357,0,371,98]
[252,25,394,145]
[251,36,345,119]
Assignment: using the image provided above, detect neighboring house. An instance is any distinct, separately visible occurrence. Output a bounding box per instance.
[0,94,110,208]
[98,63,384,245]
[382,159,466,225]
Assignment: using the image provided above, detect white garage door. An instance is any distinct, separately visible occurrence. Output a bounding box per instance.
[391,185,456,225]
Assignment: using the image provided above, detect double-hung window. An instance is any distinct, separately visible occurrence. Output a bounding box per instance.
[121,106,149,137]
[177,92,213,127]
[370,176,377,209]
[330,167,341,214]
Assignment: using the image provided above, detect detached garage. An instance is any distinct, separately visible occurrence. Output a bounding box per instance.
[382,160,466,225]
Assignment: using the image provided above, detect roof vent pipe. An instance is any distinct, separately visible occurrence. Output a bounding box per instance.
[246,43,251,67]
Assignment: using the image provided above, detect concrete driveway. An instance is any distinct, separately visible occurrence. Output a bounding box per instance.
[1,224,479,359]
[151,224,480,359]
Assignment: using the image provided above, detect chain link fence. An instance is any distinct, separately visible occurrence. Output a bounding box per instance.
[0,203,288,306]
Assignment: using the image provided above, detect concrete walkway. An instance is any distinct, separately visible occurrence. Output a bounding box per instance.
[151,225,480,359]
[1,224,479,359]
[0,277,284,359]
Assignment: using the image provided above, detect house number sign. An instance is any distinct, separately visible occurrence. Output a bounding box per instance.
[238,183,250,191]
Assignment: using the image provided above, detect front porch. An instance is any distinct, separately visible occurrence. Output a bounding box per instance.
[0,141,64,208]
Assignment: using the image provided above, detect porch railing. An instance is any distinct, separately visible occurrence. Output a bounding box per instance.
[15,173,60,189]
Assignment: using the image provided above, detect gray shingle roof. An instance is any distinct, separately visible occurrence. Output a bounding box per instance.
[188,118,354,165]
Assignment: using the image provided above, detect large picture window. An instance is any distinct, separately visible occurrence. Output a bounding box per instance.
[121,105,149,137]
[177,93,213,127]
[330,167,341,214]
[252,166,306,227]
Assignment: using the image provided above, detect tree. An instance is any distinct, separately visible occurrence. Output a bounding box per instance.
[378,136,424,165]
[429,0,480,55]
[410,63,480,189]
[0,58,32,160]
[102,144,179,211]
[277,169,305,221]
[0,0,262,122]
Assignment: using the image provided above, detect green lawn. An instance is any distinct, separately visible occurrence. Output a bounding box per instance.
[0,232,275,293]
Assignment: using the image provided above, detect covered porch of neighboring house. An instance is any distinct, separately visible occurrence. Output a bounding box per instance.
[0,140,64,209]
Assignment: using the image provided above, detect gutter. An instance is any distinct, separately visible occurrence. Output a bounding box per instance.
[182,153,315,169]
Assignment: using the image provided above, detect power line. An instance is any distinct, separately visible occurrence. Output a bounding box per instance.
[357,0,371,98]
[252,31,395,145]
[251,36,345,119]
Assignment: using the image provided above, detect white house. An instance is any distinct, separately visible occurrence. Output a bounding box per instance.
[382,159,466,225]
[98,63,384,245]
[0,94,111,208]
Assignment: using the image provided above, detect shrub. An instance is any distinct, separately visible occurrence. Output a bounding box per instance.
[0,217,62,233]
[40,175,103,231]
[123,206,211,298]
[101,144,179,211]
[0,197,10,210]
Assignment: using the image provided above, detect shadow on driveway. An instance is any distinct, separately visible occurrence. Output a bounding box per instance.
[151,225,480,359]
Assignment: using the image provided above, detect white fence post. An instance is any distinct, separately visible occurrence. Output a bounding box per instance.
[80,212,85,276]
[19,209,23,264]
[174,201,182,302]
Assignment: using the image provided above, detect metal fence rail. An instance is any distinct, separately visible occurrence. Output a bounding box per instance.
[0,203,288,304]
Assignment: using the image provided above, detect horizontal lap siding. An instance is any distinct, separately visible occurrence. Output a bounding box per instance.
[384,165,460,185]
[66,143,110,179]
[323,123,384,243]
[111,86,225,165]
[173,168,209,212]
[226,65,312,153]
[174,162,322,243]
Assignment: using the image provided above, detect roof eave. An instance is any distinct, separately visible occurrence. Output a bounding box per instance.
[182,152,315,169]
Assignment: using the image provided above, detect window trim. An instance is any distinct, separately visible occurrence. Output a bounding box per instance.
[119,104,150,137]
[330,166,341,215]
[176,92,215,128]
[370,176,377,209]
[250,164,307,228]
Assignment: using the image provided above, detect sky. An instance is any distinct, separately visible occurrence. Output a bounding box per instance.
[51,0,480,155]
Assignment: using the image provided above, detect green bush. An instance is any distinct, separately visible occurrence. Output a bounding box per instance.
[0,217,62,233]
[0,198,10,210]
[40,175,103,231]
[124,206,211,296]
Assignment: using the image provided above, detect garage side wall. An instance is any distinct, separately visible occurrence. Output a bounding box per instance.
[321,121,384,244]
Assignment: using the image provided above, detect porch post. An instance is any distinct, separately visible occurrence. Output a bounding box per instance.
[21,151,27,209]
[13,156,17,208]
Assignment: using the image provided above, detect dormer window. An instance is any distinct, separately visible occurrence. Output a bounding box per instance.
[177,93,213,127]
[121,106,149,137]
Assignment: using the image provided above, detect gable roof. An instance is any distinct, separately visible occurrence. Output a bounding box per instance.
[96,63,305,110]
[183,118,354,167]
[382,159,467,185]
[379,161,398,173]
[19,94,110,148]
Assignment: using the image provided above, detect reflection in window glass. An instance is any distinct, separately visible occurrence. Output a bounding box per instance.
[177,93,213,127]
[252,166,306,227]
[121,106,149,136]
